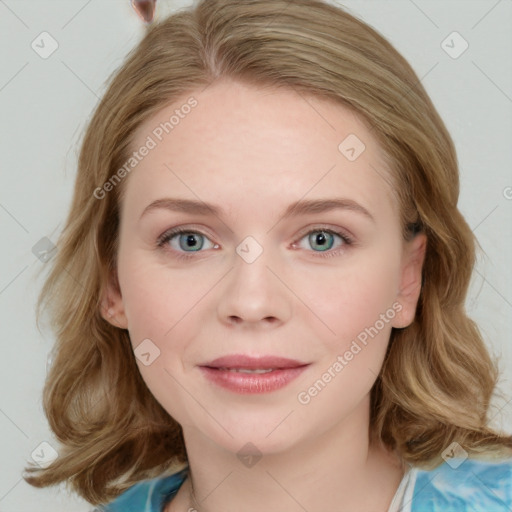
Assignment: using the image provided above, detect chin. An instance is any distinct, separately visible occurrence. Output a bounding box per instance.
[184,415,303,458]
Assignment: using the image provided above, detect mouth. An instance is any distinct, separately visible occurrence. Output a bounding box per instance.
[214,368,278,373]
[202,354,307,369]
[199,354,310,394]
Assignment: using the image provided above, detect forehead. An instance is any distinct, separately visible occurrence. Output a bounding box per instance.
[122,79,397,221]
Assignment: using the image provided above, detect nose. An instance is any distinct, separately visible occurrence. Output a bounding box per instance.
[216,245,293,329]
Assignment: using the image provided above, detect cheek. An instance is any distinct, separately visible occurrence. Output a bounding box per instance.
[300,252,401,348]
[116,254,199,419]
[116,251,209,379]
[292,259,401,419]
[118,249,203,342]
[120,266,169,343]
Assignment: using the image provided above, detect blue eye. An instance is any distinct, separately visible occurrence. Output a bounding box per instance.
[308,231,335,251]
[296,229,352,254]
[158,229,216,253]
[177,233,204,251]
[157,226,353,261]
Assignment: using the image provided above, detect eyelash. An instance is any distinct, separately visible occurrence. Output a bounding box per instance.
[156,225,354,261]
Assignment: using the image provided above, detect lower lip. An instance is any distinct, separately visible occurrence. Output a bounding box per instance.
[199,366,308,394]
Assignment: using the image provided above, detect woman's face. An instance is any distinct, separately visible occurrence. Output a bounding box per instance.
[104,79,425,455]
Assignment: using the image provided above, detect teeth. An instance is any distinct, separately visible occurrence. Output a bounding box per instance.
[219,368,275,373]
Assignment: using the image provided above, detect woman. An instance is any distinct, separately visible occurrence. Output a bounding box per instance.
[25,1,512,510]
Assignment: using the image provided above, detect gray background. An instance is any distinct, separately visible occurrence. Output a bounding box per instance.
[0,1,511,510]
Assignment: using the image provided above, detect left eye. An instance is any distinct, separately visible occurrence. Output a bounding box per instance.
[297,230,346,252]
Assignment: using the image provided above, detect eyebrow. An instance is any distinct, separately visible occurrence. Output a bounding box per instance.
[140,197,375,222]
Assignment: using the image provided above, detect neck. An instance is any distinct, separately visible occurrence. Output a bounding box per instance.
[166,396,406,512]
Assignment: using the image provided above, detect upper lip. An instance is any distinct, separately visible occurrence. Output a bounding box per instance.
[201,354,308,369]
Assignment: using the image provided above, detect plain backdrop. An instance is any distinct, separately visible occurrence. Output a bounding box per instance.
[0,1,511,510]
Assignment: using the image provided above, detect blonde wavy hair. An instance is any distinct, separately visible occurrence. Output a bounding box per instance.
[25,0,512,505]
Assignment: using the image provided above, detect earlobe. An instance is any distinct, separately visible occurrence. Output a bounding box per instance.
[392,233,427,329]
[99,270,129,329]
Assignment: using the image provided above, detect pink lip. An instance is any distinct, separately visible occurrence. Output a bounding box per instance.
[199,354,309,394]
[203,354,307,369]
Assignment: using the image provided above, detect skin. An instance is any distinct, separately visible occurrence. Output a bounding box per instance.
[102,78,427,512]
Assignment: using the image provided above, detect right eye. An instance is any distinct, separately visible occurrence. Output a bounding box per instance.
[157,227,219,259]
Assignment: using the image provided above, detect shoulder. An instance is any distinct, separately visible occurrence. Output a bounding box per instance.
[408,456,512,512]
[94,467,188,512]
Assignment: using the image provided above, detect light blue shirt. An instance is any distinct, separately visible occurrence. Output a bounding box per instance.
[96,457,512,511]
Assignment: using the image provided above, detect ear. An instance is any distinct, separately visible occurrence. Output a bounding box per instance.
[99,269,129,329]
[392,233,427,329]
